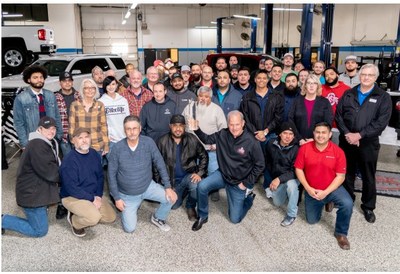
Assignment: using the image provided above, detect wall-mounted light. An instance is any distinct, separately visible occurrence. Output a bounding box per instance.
[233,14,261,20]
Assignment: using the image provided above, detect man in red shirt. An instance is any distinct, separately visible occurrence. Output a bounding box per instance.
[294,122,353,250]
[322,67,350,144]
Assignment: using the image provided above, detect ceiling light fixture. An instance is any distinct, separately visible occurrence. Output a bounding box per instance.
[122,19,127,25]
[194,26,217,29]
[210,21,235,26]
[232,14,261,20]
[261,7,303,12]
[124,11,131,19]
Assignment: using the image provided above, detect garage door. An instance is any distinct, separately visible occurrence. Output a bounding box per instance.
[80,5,138,68]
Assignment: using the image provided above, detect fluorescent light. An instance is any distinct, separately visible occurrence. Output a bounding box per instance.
[273,8,303,11]
[261,7,303,11]
[130,3,137,10]
[350,40,396,46]
[124,11,131,19]
[122,20,127,25]
[210,21,235,26]
[194,26,217,29]
[2,13,23,18]
[233,14,261,20]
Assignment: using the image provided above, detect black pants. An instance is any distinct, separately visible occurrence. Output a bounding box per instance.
[339,136,380,210]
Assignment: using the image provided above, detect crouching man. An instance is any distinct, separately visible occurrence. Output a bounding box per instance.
[294,122,353,250]
[265,121,300,227]
[107,115,177,233]
[60,128,116,237]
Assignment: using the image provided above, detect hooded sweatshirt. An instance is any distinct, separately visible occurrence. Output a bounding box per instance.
[98,93,130,143]
[140,96,177,142]
[15,131,60,207]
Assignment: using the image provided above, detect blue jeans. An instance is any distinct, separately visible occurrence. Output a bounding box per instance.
[197,170,255,224]
[260,135,276,189]
[118,181,173,233]
[172,174,197,210]
[304,185,353,236]
[207,151,219,174]
[271,179,299,218]
[2,206,48,237]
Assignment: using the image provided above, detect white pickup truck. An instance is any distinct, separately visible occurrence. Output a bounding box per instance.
[2,25,56,76]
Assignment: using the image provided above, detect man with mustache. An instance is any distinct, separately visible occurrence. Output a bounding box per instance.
[338,55,360,88]
[13,65,62,149]
[282,73,301,122]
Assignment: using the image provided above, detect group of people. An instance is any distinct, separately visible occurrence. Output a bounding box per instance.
[2,53,392,251]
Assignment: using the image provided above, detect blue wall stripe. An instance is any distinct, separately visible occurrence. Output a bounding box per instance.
[56,48,83,53]
[138,46,396,53]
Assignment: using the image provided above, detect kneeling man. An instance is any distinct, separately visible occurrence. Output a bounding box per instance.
[60,128,116,237]
[294,122,353,250]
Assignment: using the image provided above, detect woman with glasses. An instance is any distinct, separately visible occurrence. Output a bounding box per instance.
[289,74,333,146]
[69,78,109,158]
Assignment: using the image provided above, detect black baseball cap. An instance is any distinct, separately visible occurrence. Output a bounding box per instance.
[59,71,73,81]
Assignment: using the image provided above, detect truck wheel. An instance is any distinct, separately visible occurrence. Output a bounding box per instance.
[2,46,27,72]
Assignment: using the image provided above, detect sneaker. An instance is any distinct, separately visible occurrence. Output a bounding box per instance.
[56,204,68,219]
[67,211,86,237]
[151,214,171,232]
[265,187,273,199]
[245,188,254,198]
[280,215,296,227]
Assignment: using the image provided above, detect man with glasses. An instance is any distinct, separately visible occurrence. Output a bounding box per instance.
[336,64,392,224]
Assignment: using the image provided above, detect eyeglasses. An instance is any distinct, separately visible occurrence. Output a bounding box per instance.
[360,73,376,78]
[83,87,96,91]
[306,82,318,86]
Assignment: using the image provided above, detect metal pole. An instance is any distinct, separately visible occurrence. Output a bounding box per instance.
[250,18,257,53]
[320,4,335,66]
[299,4,314,70]
[217,17,223,53]
[263,4,273,55]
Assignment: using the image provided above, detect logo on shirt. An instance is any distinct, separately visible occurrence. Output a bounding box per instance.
[164,108,171,115]
[326,92,338,106]
[326,156,335,159]
[237,147,245,155]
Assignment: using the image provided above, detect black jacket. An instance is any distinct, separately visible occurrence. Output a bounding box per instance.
[240,89,284,134]
[16,132,60,208]
[289,95,333,139]
[335,84,392,140]
[156,132,209,187]
[265,138,299,183]
[194,127,265,189]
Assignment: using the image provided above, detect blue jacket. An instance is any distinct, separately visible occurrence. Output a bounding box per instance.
[13,87,62,147]
[60,148,104,201]
[212,84,243,117]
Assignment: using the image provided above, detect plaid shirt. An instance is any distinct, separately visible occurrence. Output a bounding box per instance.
[55,89,81,142]
[69,100,109,152]
[119,86,153,117]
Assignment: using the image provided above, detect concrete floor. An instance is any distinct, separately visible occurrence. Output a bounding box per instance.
[1,143,400,271]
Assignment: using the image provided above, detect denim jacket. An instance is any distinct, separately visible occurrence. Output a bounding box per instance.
[13,87,63,147]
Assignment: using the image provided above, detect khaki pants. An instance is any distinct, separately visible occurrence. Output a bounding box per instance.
[62,196,116,230]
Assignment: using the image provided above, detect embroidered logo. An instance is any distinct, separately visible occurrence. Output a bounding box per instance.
[164,108,171,115]
[237,147,245,155]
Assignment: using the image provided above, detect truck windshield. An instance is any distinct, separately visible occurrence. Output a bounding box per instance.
[32,60,70,77]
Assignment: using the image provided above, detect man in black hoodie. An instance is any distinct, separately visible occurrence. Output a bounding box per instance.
[190,110,265,231]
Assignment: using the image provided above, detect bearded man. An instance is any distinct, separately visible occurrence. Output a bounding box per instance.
[282,73,301,122]
[13,65,62,149]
